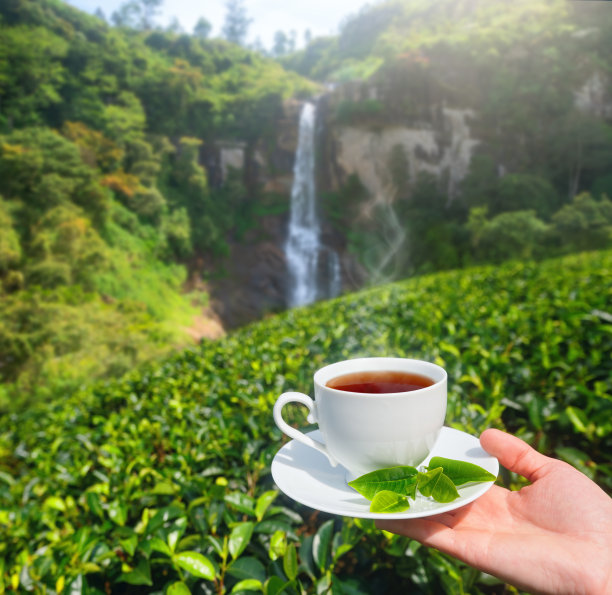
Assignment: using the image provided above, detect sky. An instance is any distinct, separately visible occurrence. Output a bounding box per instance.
[64,0,368,50]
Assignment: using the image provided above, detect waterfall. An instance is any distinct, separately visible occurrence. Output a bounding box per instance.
[327,250,342,300]
[285,102,341,307]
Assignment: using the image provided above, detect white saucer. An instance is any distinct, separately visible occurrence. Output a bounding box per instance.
[271,427,499,519]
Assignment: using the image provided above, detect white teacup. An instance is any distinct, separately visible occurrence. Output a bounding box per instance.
[273,357,447,478]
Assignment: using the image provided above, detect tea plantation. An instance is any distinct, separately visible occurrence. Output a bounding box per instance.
[1,250,611,594]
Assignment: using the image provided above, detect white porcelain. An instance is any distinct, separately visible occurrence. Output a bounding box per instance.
[273,358,447,477]
[271,427,499,519]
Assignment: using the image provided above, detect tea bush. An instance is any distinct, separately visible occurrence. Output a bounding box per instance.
[1,250,610,594]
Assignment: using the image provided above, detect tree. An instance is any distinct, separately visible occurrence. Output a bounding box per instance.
[551,192,612,252]
[111,0,162,30]
[0,128,110,226]
[0,27,68,129]
[272,31,288,57]
[250,37,266,55]
[111,1,139,28]
[471,210,549,263]
[0,198,21,274]
[94,7,106,22]
[193,17,212,39]
[166,16,183,34]
[140,0,163,30]
[288,30,297,53]
[494,174,561,220]
[222,0,251,46]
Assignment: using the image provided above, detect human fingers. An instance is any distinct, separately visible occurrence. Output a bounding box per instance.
[375,517,455,550]
[480,429,550,483]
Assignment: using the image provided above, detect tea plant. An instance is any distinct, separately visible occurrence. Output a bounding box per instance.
[0,250,610,593]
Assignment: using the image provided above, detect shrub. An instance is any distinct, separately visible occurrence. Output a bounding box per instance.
[1,250,610,593]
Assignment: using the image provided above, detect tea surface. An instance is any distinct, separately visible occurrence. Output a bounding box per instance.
[326,370,434,394]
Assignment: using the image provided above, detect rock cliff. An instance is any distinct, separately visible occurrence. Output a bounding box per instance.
[202,66,612,329]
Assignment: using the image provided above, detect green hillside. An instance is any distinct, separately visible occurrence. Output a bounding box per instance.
[0,0,315,406]
[283,0,612,83]
[1,250,610,593]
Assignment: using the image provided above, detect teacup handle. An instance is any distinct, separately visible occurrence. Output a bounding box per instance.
[273,392,337,467]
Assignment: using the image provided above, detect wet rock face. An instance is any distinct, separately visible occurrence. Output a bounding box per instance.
[208,215,289,329]
[203,100,299,329]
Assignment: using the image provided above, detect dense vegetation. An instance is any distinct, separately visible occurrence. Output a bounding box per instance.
[1,3,611,589]
[1,249,610,593]
[297,0,612,278]
[0,0,314,406]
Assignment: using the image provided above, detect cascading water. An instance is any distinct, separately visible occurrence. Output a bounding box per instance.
[285,102,341,307]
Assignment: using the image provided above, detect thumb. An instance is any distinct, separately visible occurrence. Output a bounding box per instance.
[480,429,551,483]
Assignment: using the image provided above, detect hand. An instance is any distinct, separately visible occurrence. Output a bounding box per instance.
[376,429,612,595]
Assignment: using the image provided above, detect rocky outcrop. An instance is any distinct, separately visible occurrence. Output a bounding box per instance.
[201,100,299,328]
[575,71,612,119]
[208,215,289,329]
[319,87,480,205]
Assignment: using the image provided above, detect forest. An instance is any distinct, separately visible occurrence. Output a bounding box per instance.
[0,1,611,591]
[2,0,611,405]
[0,0,314,405]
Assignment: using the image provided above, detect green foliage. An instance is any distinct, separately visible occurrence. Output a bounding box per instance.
[322,174,369,231]
[493,174,561,219]
[0,249,610,593]
[334,98,384,125]
[0,197,21,273]
[0,0,319,406]
[0,127,111,226]
[469,209,550,263]
[193,17,212,40]
[465,192,612,264]
[551,192,612,252]
[111,0,163,31]
[222,0,251,46]
[0,24,68,128]
[0,126,199,402]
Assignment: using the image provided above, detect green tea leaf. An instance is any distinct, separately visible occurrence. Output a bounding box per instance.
[107,500,127,527]
[312,519,333,572]
[231,578,263,593]
[85,492,104,520]
[264,576,288,595]
[173,551,216,580]
[417,468,460,503]
[167,581,191,595]
[427,457,497,485]
[227,557,266,582]
[148,536,172,557]
[225,492,256,516]
[255,491,278,522]
[298,535,316,578]
[119,559,152,586]
[369,491,410,514]
[283,543,298,581]
[565,406,589,434]
[119,534,138,557]
[268,530,286,561]
[348,466,418,500]
[167,517,188,553]
[43,496,66,512]
[229,522,255,560]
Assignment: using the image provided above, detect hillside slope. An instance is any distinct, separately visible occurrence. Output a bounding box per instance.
[0,0,315,405]
[1,249,610,593]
